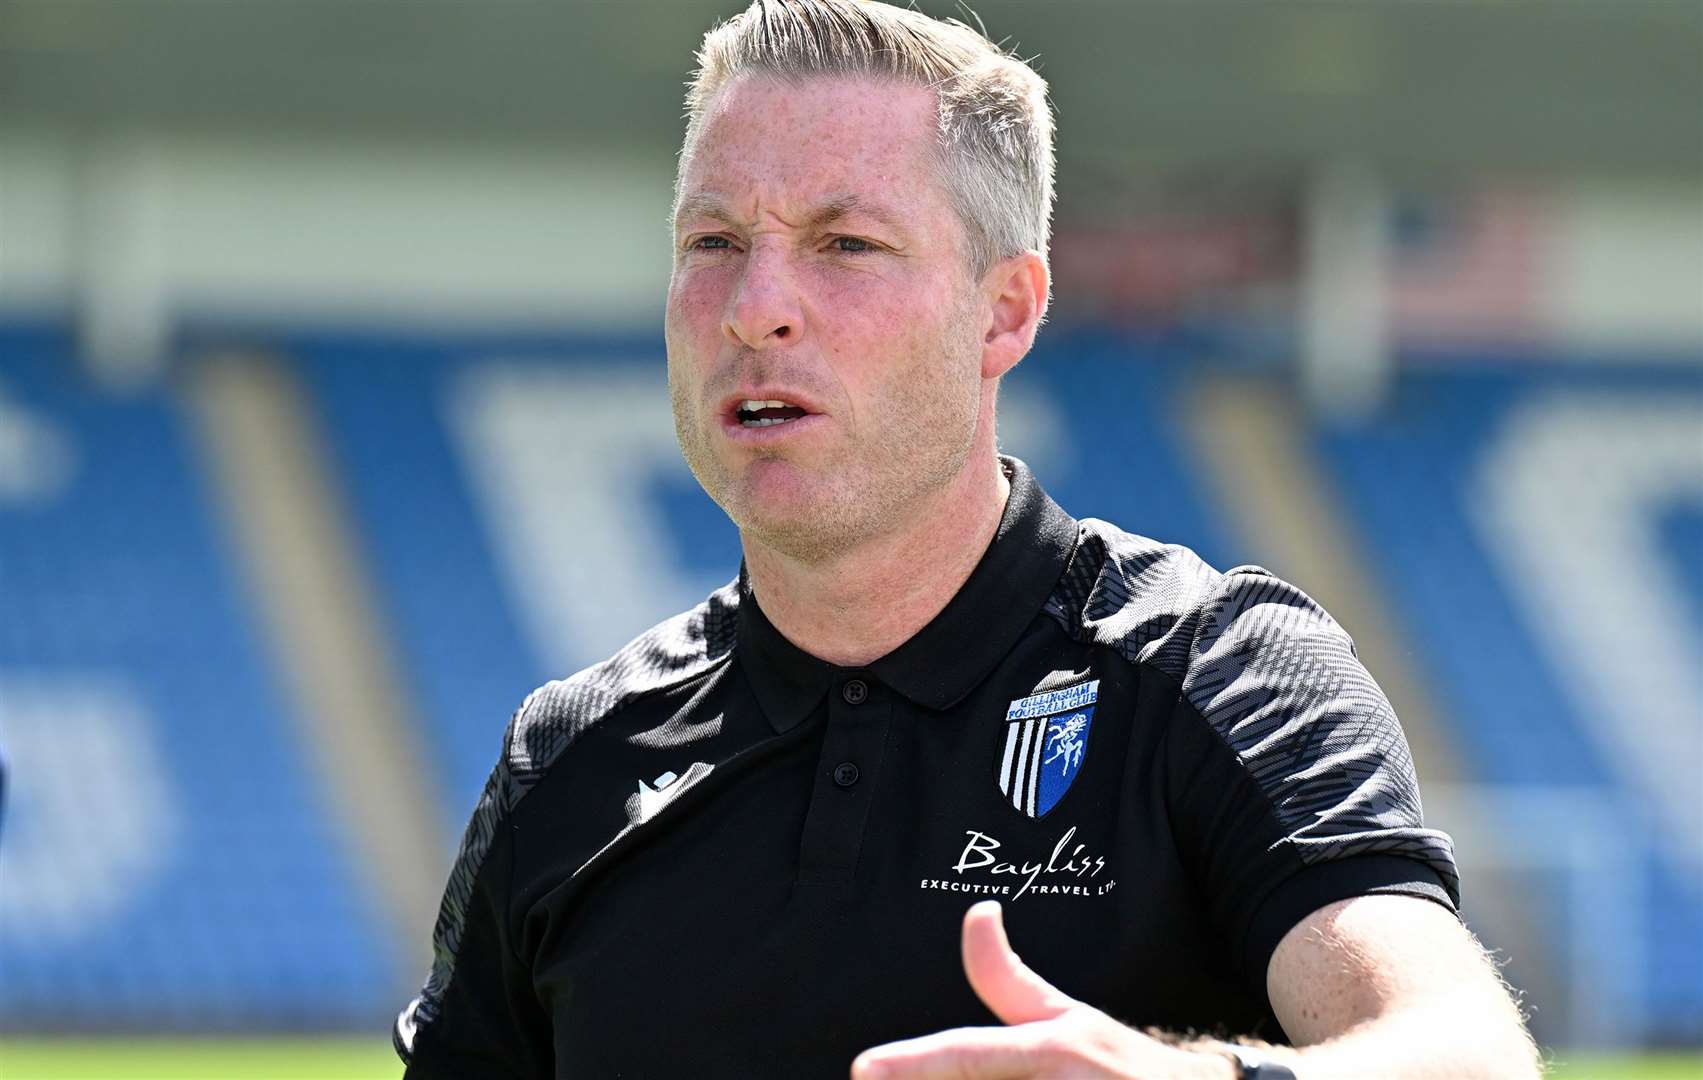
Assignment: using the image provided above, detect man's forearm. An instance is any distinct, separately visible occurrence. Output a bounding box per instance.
[1189,1005,1542,1080]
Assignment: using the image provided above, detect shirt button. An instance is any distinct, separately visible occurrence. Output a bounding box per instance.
[832,762,860,788]
[842,679,868,705]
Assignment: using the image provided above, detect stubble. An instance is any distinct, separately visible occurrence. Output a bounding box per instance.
[669,295,985,566]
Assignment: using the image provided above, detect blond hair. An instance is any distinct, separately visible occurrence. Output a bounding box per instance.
[681,0,1055,277]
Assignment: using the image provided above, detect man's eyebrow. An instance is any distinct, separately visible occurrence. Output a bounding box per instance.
[804,194,908,236]
[673,194,736,230]
[674,193,910,238]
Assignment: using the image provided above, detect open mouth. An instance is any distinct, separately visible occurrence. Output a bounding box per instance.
[735,399,810,428]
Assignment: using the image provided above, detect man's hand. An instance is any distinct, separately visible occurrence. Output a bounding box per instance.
[850,901,1233,1079]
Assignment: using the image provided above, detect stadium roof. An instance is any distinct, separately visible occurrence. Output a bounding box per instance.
[1,0,1698,188]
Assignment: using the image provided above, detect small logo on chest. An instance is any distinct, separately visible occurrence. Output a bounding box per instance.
[635,770,680,822]
[998,679,1098,818]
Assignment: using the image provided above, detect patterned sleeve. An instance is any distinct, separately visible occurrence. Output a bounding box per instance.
[1163,567,1459,997]
[394,715,551,1079]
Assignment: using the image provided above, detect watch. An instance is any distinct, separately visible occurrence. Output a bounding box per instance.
[1223,1044,1299,1080]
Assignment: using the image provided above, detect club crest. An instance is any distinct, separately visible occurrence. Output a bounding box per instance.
[997,679,1098,818]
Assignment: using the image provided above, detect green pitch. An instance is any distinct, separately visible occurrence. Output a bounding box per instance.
[0,1038,401,1080]
[1,1040,1699,1078]
[1546,1055,1703,1079]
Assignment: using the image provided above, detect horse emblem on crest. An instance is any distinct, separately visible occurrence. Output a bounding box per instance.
[997,679,1098,818]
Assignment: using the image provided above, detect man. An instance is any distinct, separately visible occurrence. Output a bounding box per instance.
[396,2,1541,1076]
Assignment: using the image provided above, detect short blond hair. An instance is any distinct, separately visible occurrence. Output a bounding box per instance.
[681,0,1055,277]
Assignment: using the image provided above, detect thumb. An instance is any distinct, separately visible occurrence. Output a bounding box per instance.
[960,900,1082,1026]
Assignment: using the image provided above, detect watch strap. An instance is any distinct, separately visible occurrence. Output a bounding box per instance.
[1224,1044,1299,1080]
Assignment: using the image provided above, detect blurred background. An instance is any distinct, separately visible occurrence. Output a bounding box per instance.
[1,0,1699,1076]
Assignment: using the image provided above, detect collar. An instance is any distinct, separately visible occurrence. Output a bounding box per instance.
[737,456,1080,733]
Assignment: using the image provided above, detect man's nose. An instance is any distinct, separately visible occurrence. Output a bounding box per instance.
[723,246,803,349]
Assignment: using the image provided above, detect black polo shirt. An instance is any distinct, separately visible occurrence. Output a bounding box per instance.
[396,457,1457,1079]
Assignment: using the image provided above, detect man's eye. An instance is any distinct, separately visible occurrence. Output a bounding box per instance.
[830,236,874,254]
[689,236,733,251]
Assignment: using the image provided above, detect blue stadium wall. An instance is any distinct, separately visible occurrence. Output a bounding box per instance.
[0,320,1697,1043]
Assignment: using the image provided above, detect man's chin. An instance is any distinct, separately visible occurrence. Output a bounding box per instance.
[739,516,859,564]
[726,486,859,563]
[729,455,824,504]
[729,485,825,534]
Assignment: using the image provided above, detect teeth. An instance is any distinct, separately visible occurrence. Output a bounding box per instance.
[739,399,794,411]
[743,416,796,427]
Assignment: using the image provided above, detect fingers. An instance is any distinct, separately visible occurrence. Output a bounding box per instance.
[849,1023,1046,1080]
[852,904,1160,1079]
[960,900,1081,1027]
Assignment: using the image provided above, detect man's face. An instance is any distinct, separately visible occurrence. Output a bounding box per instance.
[666,75,988,562]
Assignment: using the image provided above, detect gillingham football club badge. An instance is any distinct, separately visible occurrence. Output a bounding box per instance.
[997,679,1098,818]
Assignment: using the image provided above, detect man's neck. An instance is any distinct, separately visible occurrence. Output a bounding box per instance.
[742,455,1012,668]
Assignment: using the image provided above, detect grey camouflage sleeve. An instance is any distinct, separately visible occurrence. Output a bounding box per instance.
[1164,568,1459,995]
[396,715,550,1078]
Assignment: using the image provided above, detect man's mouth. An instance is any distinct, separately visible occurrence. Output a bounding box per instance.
[735,399,810,428]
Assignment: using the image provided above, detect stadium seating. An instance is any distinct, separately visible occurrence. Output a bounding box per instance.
[0,325,394,1030]
[2,320,1697,1044]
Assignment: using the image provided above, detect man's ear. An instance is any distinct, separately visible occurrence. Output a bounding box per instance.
[979,251,1050,381]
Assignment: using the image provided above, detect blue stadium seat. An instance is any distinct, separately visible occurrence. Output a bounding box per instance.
[0,325,393,1031]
